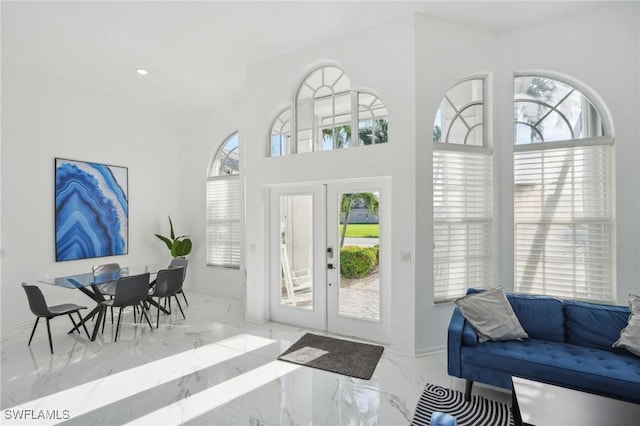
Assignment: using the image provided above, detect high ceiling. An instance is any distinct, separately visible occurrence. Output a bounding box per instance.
[2,1,612,117]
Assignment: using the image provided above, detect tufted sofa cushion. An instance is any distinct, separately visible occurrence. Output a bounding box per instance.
[461,338,640,401]
[564,300,630,351]
[507,294,564,342]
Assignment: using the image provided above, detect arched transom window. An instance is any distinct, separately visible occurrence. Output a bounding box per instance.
[269,64,388,157]
[210,133,239,176]
[433,78,484,146]
[270,108,291,157]
[514,76,605,144]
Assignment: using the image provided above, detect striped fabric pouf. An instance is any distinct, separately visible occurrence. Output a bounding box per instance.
[412,384,514,426]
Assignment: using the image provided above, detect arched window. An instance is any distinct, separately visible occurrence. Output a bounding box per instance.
[269,64,388,156]
[269,108,291,157]
[433,79,484,146]
[513,75,614,302]
[296,65,352,152]
[514,76,605,144]
[433,77,493,302]
[206,132,240,268]
[357,92,388,146]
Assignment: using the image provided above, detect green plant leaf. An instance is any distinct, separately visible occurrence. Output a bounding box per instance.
[156,216,192,257]
[155,234,173,250]
[171,238,192,257]
[179,239,192,256]
[168,216,176,240]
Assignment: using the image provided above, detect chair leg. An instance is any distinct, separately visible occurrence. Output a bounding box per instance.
[174,295,186,320]
[28,317,40,345]
[180,289,189,307]
[115,308,123,342]
[91,307,105,341]
[68,314,80,334]
[78,312,90,339]
[139,303,153,330]
[102,307,108,334]
[156,297,161,329]
[46,318,54,354]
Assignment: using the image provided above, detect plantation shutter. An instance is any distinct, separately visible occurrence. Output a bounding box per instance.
[433,149,493,302]
[206,175,240,268]
[514,143,613,302]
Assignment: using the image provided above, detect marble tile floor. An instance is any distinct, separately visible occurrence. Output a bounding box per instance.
[1,290,510,425]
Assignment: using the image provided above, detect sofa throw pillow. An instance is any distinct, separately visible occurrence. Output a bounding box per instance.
[613,294,640,357]
[455,288,529,342]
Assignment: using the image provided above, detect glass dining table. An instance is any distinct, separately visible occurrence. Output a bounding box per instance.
[39,263,169,341]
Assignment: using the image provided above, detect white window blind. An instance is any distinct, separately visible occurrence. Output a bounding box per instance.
[433,150,493,302]
[206,176,240,268]
[514,144,613,302]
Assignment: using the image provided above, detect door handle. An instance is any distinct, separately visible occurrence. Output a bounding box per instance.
[327,263,335,270]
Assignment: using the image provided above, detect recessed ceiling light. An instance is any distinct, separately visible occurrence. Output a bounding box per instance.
[136,69,149,76]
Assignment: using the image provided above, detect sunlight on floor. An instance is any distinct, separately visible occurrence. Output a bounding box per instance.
[125,360,300,425]
[4,334,275,426]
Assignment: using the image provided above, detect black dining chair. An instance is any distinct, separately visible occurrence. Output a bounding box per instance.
[97,273,153,342]
[149,267,185,328]
[22,283,90,354]
[169,257,189,306]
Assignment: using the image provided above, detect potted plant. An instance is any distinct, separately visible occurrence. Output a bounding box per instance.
[155,216,192,258]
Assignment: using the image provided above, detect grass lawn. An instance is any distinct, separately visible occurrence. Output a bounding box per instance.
[341,223,380,238]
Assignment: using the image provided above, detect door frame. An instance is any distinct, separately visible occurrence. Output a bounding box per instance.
[268,178,391,344]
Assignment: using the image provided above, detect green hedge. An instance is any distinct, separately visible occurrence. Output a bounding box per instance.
[340,246,376,278]
[371,245,379,265]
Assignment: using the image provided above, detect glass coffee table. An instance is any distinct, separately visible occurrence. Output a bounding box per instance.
[512,376,640,426]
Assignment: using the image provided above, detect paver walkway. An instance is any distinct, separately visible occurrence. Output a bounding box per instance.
[280,271,380,321]
[339,272,380,320]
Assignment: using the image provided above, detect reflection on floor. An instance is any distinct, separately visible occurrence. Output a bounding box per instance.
[1,290,510,425]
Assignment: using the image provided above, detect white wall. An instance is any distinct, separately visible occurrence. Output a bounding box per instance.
[497,3,640,301]
[243,16,418,353]
[179,103,244,297]
[414,14,499,353]
[1,63,181,328]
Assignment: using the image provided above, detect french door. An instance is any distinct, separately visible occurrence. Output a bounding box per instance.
[269,179,390,343]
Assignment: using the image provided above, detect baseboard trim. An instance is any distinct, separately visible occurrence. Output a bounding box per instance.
[187,286,244,299]
[414,345,446,357]
[385,345,446,357]
[2,319,33,334]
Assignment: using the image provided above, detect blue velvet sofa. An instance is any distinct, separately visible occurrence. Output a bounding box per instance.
[448,290,640,403]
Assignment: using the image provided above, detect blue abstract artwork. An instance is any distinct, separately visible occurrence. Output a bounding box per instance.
[55,158,128,262]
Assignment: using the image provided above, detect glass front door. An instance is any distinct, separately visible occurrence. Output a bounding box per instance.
[269,179,390,343]
[326,180,390,343]
[269,184,326,330]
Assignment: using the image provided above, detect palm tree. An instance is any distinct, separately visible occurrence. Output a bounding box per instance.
[359,119,388,145]
[339,192,379,248]
[322,119,388,148]
[519,77,556,142]
[433,124,442,142]
[322,125,351,149]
